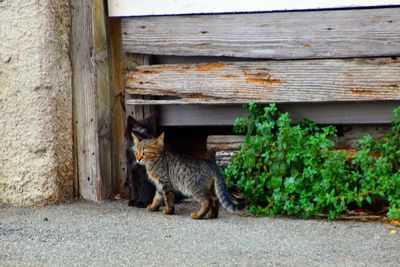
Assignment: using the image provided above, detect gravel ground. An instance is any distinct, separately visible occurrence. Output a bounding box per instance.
[0,200,399,267]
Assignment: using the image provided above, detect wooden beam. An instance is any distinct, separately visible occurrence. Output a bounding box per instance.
[121,8,400,59]
[108,0,400,17]
[207,126,392,167]
[126,59,400,104]
[71,0,112,202]
[157,102,400,126]
[207,127,392,152]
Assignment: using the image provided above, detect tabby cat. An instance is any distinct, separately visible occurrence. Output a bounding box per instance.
[125,113,186,208]
[132,132,244,219]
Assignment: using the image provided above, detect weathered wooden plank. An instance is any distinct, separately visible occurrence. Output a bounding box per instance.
[207,135,245,167]
[333,126,392,149]
[108,0,400,17]
[157,102,400,126]
[71,0,112,202]
[121,8,400,59]
[207,127,392,153]
[126,59,400,104]
[207,126,392,166]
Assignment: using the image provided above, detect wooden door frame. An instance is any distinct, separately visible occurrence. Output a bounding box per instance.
[71,0,119,201]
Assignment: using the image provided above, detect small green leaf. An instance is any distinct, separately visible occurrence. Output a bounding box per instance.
[269,177,283,189]
[366,195,372,205]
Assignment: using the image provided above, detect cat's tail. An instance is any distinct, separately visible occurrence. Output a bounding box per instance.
[214,170,246,214]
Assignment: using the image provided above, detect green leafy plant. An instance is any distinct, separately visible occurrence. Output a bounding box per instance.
[225,103,400,220]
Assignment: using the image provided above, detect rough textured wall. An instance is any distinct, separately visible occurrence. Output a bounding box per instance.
[0,0,74,205]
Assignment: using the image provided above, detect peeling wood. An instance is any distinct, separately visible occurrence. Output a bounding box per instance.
[245,73,284,87]
[121,8,400,59]
[126,59,400,104]
[221,75,240,79]
[196,62,232,72]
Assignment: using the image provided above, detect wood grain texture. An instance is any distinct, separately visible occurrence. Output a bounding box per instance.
[125,56,155,121]
[126,59,400,104]
[71,0,111,202]
[207,135,245,167]
[157,102,400,126]
[108,18,126,195]
[121,8,400,59]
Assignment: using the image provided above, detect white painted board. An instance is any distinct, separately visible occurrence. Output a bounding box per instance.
[108,0,400,17]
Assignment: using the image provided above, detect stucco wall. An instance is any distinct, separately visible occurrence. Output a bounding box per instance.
[0,0,74,205]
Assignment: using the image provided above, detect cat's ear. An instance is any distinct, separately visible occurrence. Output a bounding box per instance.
[147,111,158,124]
[127,116,139,128]
[146,111,158,132]
[152,132,164,147]
[131,133,141,145]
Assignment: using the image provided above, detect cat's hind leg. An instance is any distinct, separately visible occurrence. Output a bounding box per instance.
[192,195,211,219]
[206,185,219,219]
[147,191,164,212]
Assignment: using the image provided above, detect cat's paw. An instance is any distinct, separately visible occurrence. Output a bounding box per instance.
[128,200,136,207]
[191,212,204,219]
[206,212,219,219]
[162,206,175,215]
[146,204,158,212]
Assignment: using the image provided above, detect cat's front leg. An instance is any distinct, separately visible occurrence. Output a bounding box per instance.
[147,190,163,211]
[162,190,175,215]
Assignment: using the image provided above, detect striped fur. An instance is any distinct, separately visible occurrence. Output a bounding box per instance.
[132,132,243,219]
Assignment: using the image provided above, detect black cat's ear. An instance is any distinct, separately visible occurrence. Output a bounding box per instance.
[148,111,158,124]
[152,132,164,147]
[127,116,139,128]
[131,133,141,145]
[147,111,158,131]
[126,116,139,139]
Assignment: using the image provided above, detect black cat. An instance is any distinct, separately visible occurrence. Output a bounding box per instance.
[125,112,158,208]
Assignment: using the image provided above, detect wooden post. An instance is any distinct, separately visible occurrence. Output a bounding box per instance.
[108,18,127,195]
[71,0,112,201]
